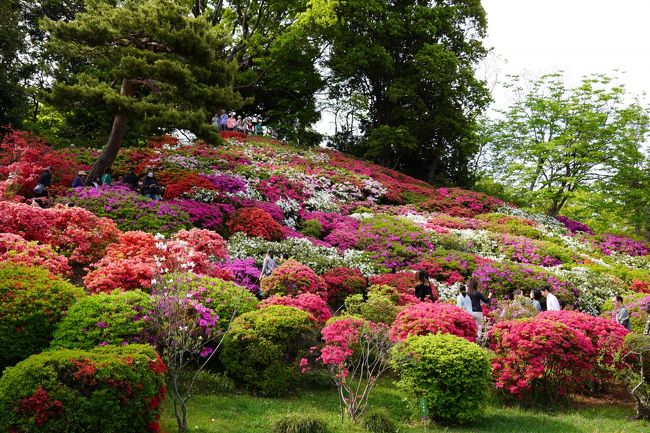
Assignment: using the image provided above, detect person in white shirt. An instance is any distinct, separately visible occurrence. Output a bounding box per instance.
[541,285,561,311]
[456,284,472,313]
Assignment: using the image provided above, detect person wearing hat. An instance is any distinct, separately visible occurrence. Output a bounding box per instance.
[141,171,161,200]
[72,170,87,188]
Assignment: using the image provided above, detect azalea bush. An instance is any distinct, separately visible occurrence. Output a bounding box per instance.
[221,306,319,396]
[391,334,491,424]
[391,302,477,342]
[261,294,332,323]
[554,266,626,315]
[224,258,261,293]
[538,310,629,384]
[496,234,574,267]
[65,185,191,236]
[417,188,503,218]
[344,291,398,325]
[0,344,167,433]
[322,267,367,308]
[0,263,84,372]
[489,318,596,404]
[226,207,284,240]
[598,234,649,257]
[261,259,328,299]
[0,201,120,265]
[556,215,594,235]
[319,318,392,420]
[475,213,545,239]
[0,233,71,276]
[51,290,153,350]
[172,200,234,231]
[368,271,426,304]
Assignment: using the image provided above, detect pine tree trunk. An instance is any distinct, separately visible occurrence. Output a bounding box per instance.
[86,79,133,185]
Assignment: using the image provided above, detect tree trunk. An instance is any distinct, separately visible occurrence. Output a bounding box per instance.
[85,79,133,185]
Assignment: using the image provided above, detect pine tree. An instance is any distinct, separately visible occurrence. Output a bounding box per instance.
[43,0,242,183]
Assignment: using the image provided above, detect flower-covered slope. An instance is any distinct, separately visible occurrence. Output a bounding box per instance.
[1,130,649,316]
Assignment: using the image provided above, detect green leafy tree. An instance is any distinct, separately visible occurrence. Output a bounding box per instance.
[43,0,243,183]
[326,0,490,185]
[481,72,650,217]
[0,0,28,128]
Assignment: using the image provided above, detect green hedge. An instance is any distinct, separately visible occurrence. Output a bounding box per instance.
[51,290,152,350]
[221,305,318,396]
[0,344,167,433]
[0,263,84,372]
[391,334,491,424]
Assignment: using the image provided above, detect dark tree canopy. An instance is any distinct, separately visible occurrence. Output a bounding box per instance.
[326,0,491,185]
[43,0,243,182]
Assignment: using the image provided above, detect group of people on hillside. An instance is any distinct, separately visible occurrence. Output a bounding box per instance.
[72,168,163,200]
[211,110,277,138]
[413,269,639,340]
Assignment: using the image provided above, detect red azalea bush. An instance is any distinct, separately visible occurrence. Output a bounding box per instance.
[417,188,503,218]
[261,259,327,299]
[0,233,71,276]
[0,344,167,433]
[260,294,332,323]
[322,267,367,307]
[631,279,650,294]
[537,310,629,382]
[226,207,284,241]
[166,229,231,278]
[390,302,477,342]
[0,202,120,265]
[257,175,306,202]
[159,172,217,200]
[489,318,596,402]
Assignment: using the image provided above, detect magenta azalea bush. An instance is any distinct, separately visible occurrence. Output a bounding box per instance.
[598,234,649,256]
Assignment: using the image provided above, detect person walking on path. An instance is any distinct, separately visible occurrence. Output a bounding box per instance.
[467,277,491,340]
[456,284,472,313]
[541,285,561,311]
[414,270,437,302]
[530,290,543,313]
[613,295,631,330]
[260,250,277,279]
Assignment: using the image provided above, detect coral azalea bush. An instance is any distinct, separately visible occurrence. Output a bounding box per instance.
[261,294,331,323]
[391,302,477,342]
[226,207,284,241]
[261,259,327,299]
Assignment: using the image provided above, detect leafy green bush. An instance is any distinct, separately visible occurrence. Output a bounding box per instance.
[344,293,398,325]
[391,334,491,424]
[272,413,328,433]
[221,306,318,396]
[0,263,84,372]
[300,219,324,238]
[156,273,259,332]
[51,290,152,350]
[0,344,167,433]
[359,408,398,433]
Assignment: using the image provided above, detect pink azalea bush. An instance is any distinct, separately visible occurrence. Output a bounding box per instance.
[261,259,327,299]
[489,318,596,402]
[598,234,649,256]
[0,233,71,276]
[556,215,593,235]
[390,302,477,342]
[261,294,332,323]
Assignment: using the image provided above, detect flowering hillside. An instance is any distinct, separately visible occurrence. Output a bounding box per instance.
[1,129,649,316]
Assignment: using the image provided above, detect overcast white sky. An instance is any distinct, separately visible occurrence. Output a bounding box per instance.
[317,0,650,134]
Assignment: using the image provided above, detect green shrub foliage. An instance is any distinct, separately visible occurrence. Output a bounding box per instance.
[0,344,167,433]
[272,413,328,433]
[391,334,491,424]
[51,290,152,350]
[0,263,84,372]
[221,305,318,396]
[359,408,398,433]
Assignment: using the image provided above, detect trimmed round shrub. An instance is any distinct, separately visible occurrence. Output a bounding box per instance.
[272,413,328,433]
[538,310,629,383]
[0,344,167,433]
[344,293,398,325]
[322,267,367,308]
[359,408,398,433]
[391,302,477,342]
[51,290,152,350]
[391,334,491,424]
[155,273,259,333]
[260,294,332,323]
[261,259,328,299]
[489,318,596,403]
[221,305,318,396]
[0,263,84,372]
[226,207,284,241]
[299,219,323,238]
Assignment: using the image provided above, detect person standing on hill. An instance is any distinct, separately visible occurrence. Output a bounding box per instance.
[414,270,437,302]
[456,284,472,313]
[530,290,543,313]
[219,110,229,131]
[467,277,491,339]
[227,113,236,131]
[541,285,561,311]
[260,250,277,279]
[613,295,631,330]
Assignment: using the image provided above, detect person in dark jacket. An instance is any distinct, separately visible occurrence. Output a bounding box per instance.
[34,166,52,197]
[123,169,138,190]
[414,270,437,302]
[72,170,87,188]
[141,172,160,200]
[467,277,491,340]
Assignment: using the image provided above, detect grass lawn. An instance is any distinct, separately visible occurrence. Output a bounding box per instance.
[159,378,649,433]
